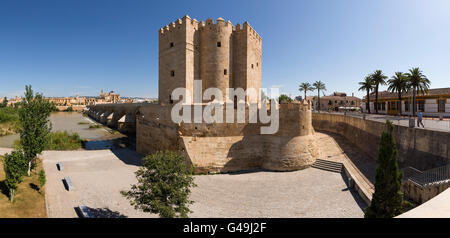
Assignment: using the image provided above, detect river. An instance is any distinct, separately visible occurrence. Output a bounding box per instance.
[0,112,111,148]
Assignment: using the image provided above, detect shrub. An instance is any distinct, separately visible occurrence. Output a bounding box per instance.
[89,124,102,129]
[278,94,293,103]
[121,151,196,218]
[45,131,83,150]
[38,169,46,193]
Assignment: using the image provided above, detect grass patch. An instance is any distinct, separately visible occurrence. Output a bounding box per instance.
[45,131,84,150]
[78,121,90,125]
[89,124,102,129]
[0,107,20,136]
[14,131,84,151]
[0,156,47,218]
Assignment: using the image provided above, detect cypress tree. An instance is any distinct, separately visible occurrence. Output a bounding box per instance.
[365,120,403,218]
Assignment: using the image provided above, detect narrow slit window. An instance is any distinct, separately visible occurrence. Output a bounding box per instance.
[224,69,227,75]
[170,42,174,48]
[171,71,175,77]
[217,42,221,47]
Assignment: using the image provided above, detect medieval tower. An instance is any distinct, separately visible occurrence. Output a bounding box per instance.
[158,15,262,104]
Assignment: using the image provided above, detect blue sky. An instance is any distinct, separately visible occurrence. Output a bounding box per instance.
[1,0,449,98]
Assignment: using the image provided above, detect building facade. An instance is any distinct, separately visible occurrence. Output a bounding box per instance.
[307,92,361,111]
[361,88,450,117]
[158,15,262,104]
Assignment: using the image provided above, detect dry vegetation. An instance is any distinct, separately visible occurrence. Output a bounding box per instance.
[0,156,47,218]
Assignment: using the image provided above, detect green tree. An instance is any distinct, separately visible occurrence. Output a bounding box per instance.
[299,82,314,101]
[359,75,374,114]
[404,67,430,117]
[18,85,54,176]
[387,72,408,115]
[371,70,388,114]
[121,151,196,218]
[3,150,27,202]
[38,169,46,193]
[312,81,326,111]
[0,97,8,108]
[278,94,293,103]
[365,120,403,218]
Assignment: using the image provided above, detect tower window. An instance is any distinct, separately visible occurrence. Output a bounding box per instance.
[217,42,221,47]
[171,71,175,77]
[170,42,174,48]
[257,62,259,67]
[169,95,173,104]
[251,64,254,69]
[224,69,227,75]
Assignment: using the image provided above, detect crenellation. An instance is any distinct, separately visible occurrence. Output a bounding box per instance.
[159,16,262,104]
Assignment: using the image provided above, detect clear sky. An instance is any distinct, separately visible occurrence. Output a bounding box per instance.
[1,0,449,98]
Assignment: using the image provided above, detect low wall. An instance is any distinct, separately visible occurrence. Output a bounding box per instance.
[403,180,450,204]
[312,113,450,171]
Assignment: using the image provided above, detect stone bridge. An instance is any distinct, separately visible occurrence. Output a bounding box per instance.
[86,103,149,134]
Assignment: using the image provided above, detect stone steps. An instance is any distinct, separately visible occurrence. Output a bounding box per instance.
[312,159,343,173]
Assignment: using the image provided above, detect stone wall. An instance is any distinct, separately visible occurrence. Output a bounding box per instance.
[403,180,450,204]
[312,113,450,171]
[136,103,318,173]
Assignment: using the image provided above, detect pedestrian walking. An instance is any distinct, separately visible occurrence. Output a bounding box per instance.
[417,112,425,128]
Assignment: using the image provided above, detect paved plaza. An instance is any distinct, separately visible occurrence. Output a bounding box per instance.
[41,134,366,218]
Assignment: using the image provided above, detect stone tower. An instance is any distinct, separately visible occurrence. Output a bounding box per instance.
[158,15,262,104]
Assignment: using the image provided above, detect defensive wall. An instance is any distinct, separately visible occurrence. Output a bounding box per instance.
[136,102,318,173]
[86,101,318,173]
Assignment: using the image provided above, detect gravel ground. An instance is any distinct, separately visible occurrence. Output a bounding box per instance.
[190,169,365,218]
[43,148,366,218]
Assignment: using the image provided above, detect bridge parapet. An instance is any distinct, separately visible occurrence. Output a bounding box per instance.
[86,103,150,134]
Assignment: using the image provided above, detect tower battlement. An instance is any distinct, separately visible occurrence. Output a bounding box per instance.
[158,15,262,105]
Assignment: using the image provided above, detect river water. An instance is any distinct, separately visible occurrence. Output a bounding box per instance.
[0,112,111,148]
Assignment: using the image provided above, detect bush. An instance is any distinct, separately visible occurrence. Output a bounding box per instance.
[278,94,293,103]
[64,106,73,112]
[89,124,102,129]
[0,107,19,124]
[45,131,83,150]
[121,151,196,218]
[38,169,46,193]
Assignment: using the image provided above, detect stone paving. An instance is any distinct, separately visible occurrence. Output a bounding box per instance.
[42,134,367,218]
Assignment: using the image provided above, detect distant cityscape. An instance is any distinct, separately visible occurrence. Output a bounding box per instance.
[0,90,157,111]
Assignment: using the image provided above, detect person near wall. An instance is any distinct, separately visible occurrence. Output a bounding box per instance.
[417,112,425,128]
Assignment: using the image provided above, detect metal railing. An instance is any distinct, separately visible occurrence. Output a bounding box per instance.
[404,164,450,187]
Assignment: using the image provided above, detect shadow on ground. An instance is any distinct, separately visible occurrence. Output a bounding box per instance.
[339,172,368,211]
[317,130,377,184]
[82,137,142,166]
[74,207,128,218]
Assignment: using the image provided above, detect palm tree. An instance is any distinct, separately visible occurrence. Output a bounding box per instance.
[387,72,408,115]
[313,81,326,111]
[405,67,430,117]
[299,82,314,101]
[371,70,388,114]
[358,75,373,114]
